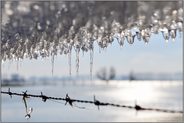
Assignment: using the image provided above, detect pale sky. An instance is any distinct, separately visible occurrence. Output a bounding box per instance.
[2,32,183,79]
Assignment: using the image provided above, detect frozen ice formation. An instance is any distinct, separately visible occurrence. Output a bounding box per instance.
[1,1,183,76]
[1,1,183,60]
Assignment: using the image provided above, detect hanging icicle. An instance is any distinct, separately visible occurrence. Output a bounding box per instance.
[51,54,55,76]
[76,48,80,76]
[68,48,72,76]
[90,49,94,81]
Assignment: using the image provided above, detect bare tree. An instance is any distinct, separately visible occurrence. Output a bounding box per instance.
[96,67,116,83]
[109,67,116,80]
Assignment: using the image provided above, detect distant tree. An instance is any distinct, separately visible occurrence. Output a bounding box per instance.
[109,67,116,80]
[96,67,107,81]
[129,70,136,81]
[96,67,116,84]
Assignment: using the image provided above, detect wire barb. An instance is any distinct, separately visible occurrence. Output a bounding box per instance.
[93,95,108,110]
[40,92,48,102]
[22,90,29,99]
[65,94,73,107]
[134,100,143,111]
[8,88,12,98]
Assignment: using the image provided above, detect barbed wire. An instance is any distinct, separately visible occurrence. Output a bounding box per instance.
[1,88,183,119]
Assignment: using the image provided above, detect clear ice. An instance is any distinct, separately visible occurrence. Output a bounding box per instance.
[75,48,80,76]
[68,49,72,76]
[1,1,183,78]
[51,54,55,76]
[90,49,94,80]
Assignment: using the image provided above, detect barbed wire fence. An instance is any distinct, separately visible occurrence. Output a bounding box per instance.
[1,88,183,119]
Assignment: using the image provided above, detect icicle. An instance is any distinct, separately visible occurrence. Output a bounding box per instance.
[126,35,135,44]
[82,51,84,56]
[170,21,177,42]
[76,48,80,76]
[170,29,176,42]
[8,60,12,70]
[117,32,124,47]
[16,58,19,71]
[51,54,55,76]
[136,31,141,41]
[180,32,182,38]
[143,35,150,44]
[19,59,22,68]
[99,47,101,53]
[177,21,183,38]
[68,49,72,76]
[161,27,170,43]
[90,49,94,81]
[125,30,135,44]
[165,39,169,43]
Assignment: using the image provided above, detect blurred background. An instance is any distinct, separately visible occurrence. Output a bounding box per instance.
[1,1,183,122]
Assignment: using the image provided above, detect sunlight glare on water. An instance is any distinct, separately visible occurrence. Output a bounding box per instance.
[2,80,182,122]
[117,82,157,102]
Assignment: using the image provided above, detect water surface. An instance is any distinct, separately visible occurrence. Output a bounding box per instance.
[1,80,183,122]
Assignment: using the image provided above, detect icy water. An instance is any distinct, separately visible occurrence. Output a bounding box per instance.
[1,80,183,122]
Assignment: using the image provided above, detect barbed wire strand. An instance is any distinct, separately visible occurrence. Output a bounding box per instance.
[1,88,183,116]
